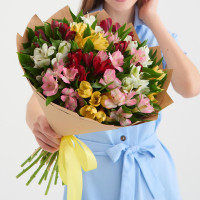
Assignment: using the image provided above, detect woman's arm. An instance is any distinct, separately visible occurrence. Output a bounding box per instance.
[26,93,61,153]
[138,0,200,98]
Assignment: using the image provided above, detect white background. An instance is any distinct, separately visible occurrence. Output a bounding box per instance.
[0,0,200,199]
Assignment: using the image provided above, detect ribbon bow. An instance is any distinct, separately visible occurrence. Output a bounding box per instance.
[58,135,97,200]
[105,135,165,200]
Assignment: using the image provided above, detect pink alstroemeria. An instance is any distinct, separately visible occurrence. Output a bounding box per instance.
[60,66,78,84]
[109,50,124,72]
[137,94,154,113]
[47,59,64,78]
[110,107,132,126]
[61,88,84,111]
[99,69,121,89]
[41,73,58,96]
[104,31,120,44]
[124,91,137,106]
[97,51,108,62]
[130,48,147,65]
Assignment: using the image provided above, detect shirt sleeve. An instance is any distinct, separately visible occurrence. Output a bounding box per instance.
[161,32,187,69]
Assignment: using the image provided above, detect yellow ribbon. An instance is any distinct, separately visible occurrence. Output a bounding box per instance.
[58,135,97,200]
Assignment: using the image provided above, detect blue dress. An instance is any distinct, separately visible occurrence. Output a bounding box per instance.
[64,4,185,200]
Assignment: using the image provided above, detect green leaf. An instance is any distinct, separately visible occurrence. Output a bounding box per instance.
[122,105,132,114]
[35,26,45,32]
[120,27,131,41]
[63,18,70,26]
[23,42,31,49]
[27,27,35,41]
[23,73,39,87]
[106,41,114,52]
[54,28,62,40]
[46,90,62,106]
[138,40,147,48]
[77,10,84,22]
[69,8,77,22]
[17,53,33,67]
[83,24,91,38]
[108,24,113,33]
[150,49,157,60]
[99,81,114,92]
[83,39,94,53]
[23,66,42,76]
[21,47,31,54]
[117,24,126,38]
[50,38,61,49]
[142,67,163,78]
[156,57,163,67]
[71,40,79,52]
[44,23,53,38]
[91,19,97,30]
[153,103,161,111]
[92,80,102,89]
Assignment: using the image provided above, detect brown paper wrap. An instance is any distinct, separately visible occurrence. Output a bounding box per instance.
[16,6,173,136]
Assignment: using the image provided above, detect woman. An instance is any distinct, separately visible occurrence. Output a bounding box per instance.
[26,0,200,199]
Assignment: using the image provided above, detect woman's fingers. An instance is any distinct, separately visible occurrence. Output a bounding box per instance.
[38,116,62,139]
[33,129,60,149]
[35,136,59,153]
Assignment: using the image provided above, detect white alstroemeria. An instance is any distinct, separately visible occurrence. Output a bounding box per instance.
[51,41,71,65]
[124,35,132,42]
[51,53,63,66]
[70,22,77,27]
[139,45,153,67]
[122,65,150,94]
[95,25,103,33]
[31,43,55,68]
[80,14,96,26]
[127,41,138,52]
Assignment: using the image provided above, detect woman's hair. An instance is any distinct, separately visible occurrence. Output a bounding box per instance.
[78,0,141,14]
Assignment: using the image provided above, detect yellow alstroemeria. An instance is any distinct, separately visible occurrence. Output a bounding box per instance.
[70,22,87,37]
[147,92,159,103]
[83,32,109,51]
[148,65,166,81]
[95,111,107,123]
[80,105,97,119]
[78,81,93,98]
[89,91,101,107]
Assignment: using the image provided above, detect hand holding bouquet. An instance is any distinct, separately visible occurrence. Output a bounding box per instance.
[16,6,173,200]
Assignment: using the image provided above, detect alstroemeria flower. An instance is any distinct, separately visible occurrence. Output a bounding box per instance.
[114,41,128,54]
[31,43,55,68]
[51,53,63,66]
[99,69,121,89]
[124,91,137,106]
[104,31,120,44]
[61,88,78,111]
[110,107,133,126]
[89,91,101,107]
[100,18,112,32]
[95,111,107,123]
[41,73,58,96]
[47,59,64,78]
[133,94,154,113]
[101,88,126,109]
[78,81,93,98]
[109,50,124,72]
[60,66,78,84]
[35,29,47,41]
[96,51,108,62]
[83,52,94,67]
[80,105,97,119]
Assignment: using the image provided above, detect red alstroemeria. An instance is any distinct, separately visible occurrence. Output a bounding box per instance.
[75,65,89,81]
[112,22,121,32]
[68,49,83,66]
[114,41,128,54]
[93,56,114,76]
[100,18,112,32]
[83,52,94,68]
[51,20,76,41]
[128,31,134,41]
[35,29,48,41]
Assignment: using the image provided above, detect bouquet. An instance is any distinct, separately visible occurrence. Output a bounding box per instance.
[16,6,173,200]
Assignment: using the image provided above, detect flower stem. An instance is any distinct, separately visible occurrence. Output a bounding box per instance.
[26,152,51,186]
[16,150,46,179]
[45,155,58,195]
[21,147,41,167]
[54,165,59,185]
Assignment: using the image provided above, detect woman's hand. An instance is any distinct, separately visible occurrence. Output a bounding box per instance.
[32,115,62,153]
[138,0,159,25]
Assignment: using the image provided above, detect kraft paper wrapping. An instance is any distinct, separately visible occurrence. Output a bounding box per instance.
[16,6,174,136]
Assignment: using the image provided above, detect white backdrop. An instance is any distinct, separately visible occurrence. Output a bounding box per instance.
[0,0,200,199]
